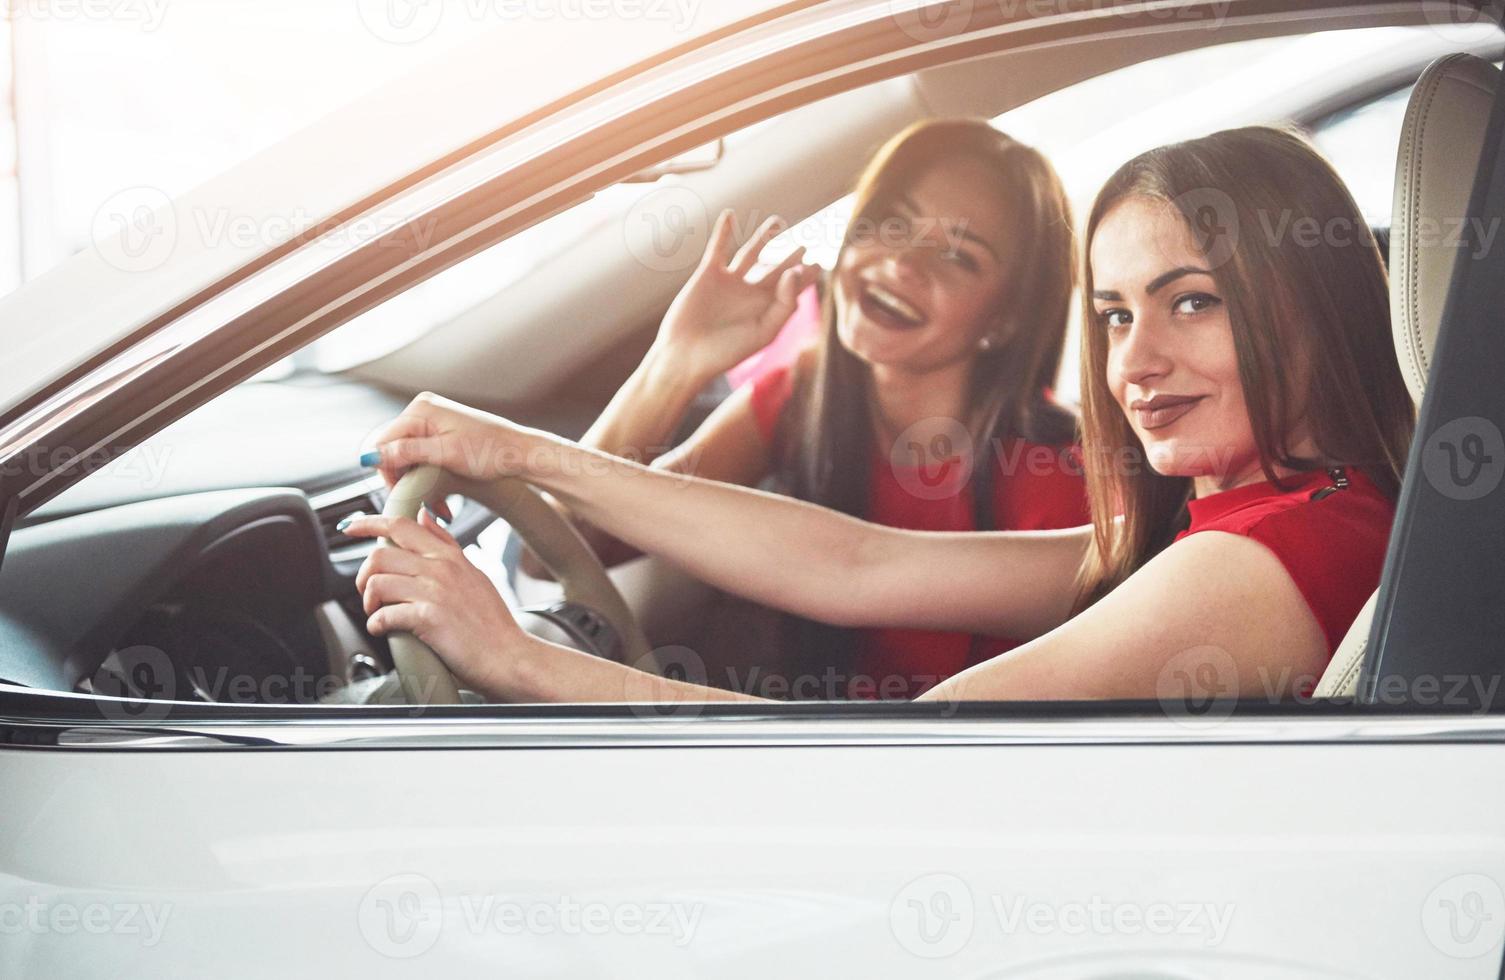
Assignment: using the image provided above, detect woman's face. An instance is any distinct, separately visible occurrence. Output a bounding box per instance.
[1090,196,1263,490]
[831,155,1014,373]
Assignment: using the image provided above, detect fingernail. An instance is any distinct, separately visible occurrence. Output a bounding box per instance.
[336,515,356,533]
[423,504,449,528]
[359,449,381,468]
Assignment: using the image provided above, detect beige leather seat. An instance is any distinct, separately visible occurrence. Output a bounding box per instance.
[1314,53,1499,697]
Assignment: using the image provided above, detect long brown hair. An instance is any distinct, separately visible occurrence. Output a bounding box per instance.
[1073,126,1415,611]
[767,118,1079,676]
[776,118,1079,521]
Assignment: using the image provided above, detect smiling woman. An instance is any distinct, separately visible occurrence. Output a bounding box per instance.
[1075,126,1415,616]
[517,118,1089,699]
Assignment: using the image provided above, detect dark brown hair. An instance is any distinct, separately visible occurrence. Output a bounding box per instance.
[776,118,1079,521]
[767,118,1080,676]
[1073,126,1415,611]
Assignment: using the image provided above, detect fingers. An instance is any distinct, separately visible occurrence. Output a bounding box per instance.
[353,542,429,592]
[757,265,813,334]
[366,601,436,639]
[341,514,458,559]
[360,572,432,618]
[729,214,786,278]
[419,506,459,547]
[750,244,809,289]
[700,209,737,272]
[365,435,450,489]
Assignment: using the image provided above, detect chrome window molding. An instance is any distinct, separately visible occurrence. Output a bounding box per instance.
[5,709,1505,751]
[0,0,1433,517]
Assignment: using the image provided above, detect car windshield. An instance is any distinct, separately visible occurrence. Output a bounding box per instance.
[0,0,783,416]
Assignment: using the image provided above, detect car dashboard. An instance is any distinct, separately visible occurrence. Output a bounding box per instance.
[0,375,497,705]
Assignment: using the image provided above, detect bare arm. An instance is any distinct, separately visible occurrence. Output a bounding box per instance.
[529,435,1091,642]
[520,209,816,575]
[920,530,1328,703]
[356,395,1328,704]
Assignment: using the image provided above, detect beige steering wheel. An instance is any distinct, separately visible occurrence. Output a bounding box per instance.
[379,464,654,705]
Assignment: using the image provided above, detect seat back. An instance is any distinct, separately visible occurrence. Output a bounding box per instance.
[1315,53,1499,698]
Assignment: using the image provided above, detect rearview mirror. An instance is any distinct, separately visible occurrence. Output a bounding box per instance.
[622,138,725,182]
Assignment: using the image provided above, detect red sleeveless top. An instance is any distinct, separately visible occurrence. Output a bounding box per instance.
[744,359,1091,699]
[1175,464,1395,656]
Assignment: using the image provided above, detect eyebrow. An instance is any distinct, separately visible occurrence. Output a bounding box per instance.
[1092,266,1213,302]
[895,195,1001,263]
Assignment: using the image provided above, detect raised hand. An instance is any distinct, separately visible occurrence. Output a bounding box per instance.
[652,209,821,383]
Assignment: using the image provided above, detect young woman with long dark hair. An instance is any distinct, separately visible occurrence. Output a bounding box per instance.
[518,118,1087,697]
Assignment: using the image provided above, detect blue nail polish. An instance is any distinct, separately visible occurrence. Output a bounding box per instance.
[359,449,381,468]
[336,515,356,533]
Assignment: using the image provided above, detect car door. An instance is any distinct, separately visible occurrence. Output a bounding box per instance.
[3,3,1505,979]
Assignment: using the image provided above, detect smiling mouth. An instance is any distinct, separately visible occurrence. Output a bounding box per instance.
[1134,396,1206,431]
[857,282,926,331]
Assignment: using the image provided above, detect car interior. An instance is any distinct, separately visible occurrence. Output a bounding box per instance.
[1,20,1501,708]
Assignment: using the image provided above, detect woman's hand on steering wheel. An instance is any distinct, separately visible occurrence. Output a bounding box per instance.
[361,392,544,519]
[341,506,524,698]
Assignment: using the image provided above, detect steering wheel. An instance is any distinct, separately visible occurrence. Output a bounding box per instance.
[376,464,655,705]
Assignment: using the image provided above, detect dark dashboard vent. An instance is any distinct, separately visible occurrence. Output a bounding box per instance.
[313,484,386,557]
